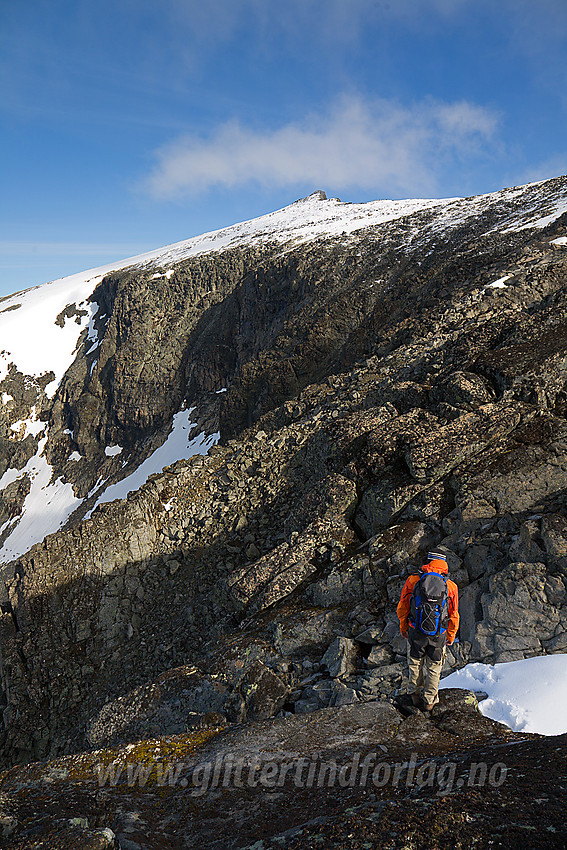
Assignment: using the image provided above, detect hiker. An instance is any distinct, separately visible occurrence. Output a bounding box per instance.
[397,551,459,712]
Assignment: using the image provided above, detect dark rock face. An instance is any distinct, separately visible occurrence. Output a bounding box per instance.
[0,177,567,846]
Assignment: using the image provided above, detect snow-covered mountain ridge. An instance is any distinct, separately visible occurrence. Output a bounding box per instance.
[1,176,567,566]
[3,179,567,403]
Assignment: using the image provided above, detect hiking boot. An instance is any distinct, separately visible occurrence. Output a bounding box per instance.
[422,701,435,712]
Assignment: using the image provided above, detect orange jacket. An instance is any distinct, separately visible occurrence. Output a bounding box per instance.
[397,559,459,644]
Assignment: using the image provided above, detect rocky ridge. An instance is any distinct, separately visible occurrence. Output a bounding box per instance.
[1,176,567,846]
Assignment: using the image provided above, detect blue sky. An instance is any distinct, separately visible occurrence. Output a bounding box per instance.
[1,0,566,297]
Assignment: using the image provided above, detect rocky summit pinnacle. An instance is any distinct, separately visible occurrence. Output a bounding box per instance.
[297,189,328,202]
[0,175,567,848]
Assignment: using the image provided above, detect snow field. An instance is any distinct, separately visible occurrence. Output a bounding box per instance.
[0,407,218,563]
[85,408,219,518]
[440,654,567,736]
[0,432,82,563]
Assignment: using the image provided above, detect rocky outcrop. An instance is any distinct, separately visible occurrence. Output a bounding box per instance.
[86,658,290,750]
[228,514,356,616]
[2,689,565,850]
[469,562,565,662]
[405,402,524,483]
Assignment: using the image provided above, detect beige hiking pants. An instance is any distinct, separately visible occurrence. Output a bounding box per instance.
[407,642,446,706]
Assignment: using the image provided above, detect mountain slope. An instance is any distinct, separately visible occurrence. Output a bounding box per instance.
[1,179,567,565]
[0,174,567,795]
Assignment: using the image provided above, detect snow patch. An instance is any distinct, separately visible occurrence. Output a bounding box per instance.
[0,433,82,563]
[88,476,108,498]
[0,465,25,493]
[551,236,567,246]
[0,280,104,400]
[104,445,123,457]
[440,655,567,736]
[502,196,567,233]
[149,269,175,281]
[68,451,83,462]
[0,517,17,538]
[2,393,13,405]
[88,408,217,513]
[484,275,512,291]
[10,407,46,440]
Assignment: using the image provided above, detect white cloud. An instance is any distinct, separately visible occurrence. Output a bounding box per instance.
[145,95,499,199]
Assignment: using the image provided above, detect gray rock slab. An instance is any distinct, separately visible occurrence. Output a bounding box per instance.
[321,636,358,678]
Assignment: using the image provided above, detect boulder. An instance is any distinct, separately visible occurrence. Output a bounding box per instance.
[366,521,433,561]
[364,662,404,683]
[508,520,546,564]
[478,453,567,514]
[397,486,453,524]
[464,544,499,581]
[86,654,291,749]
[366,645,395,667]
[234,660,289,721]
[458,580,484,645]
[355,478,424,537]
[434,547,469,588]
[432,371,495,410]
[380,617,407,655]
[545,574,566,606]
[321,637,358,678]
[544,631,567,653]
[432,688,511,739]
[457,496,497,526]
[482,562,560,639]
[304,560,364,607]
[86,666,230,749]
[228,518,355,615]
[353,624,383,645]
[301,473,358,522]
[271,607,350,657]
[294,696,320,714]
[330,681,360,707]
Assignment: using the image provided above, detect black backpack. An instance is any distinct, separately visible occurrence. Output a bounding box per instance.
[409,570,449,637]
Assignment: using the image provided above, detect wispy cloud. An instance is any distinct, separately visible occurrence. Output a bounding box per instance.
[165,0,473,43]
[144,95,500,199]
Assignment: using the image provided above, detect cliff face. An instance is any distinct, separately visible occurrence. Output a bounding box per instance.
[0,177,567,784]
